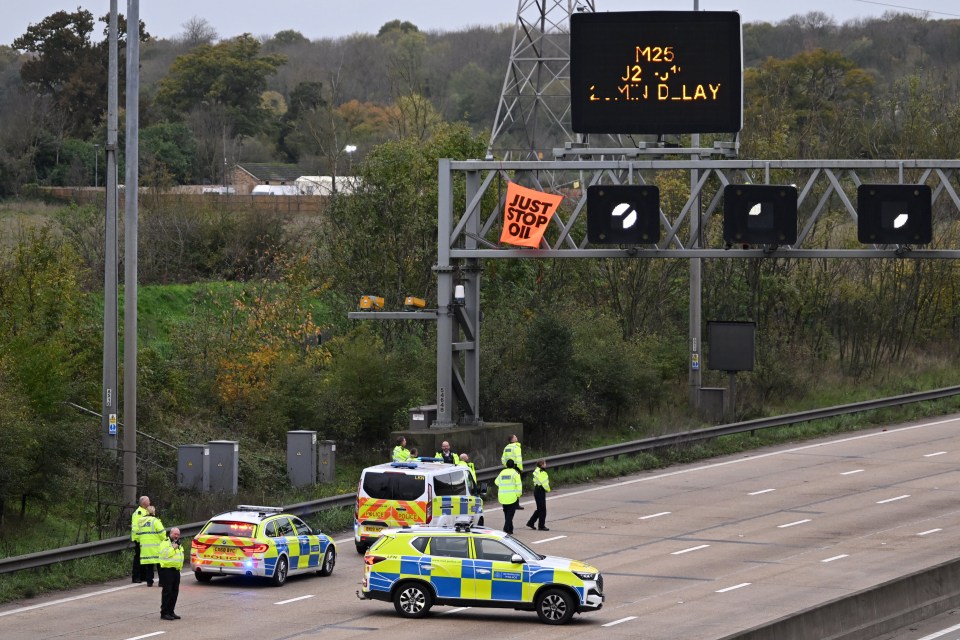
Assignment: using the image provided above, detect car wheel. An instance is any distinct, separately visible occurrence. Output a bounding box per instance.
[478,516,485,527]
[536,587,575,625]
[194,570,212,583]
[317,547,336,576]
[355,541,367,555]
[393,581,432,618]
[271,555,289,587]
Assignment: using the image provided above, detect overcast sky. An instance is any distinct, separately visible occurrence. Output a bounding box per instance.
[4,0,959,47]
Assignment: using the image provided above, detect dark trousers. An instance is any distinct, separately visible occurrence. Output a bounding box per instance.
[526,486,547,529]
[141,561,155,585]
[132,542,141,582]
[158,567,180,616]
[501,501,518,534]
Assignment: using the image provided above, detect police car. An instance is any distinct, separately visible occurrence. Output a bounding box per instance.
[190,505,336,586]
[356,519,604,624]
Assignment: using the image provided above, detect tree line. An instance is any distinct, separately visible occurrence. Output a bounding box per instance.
[2,9,960,526]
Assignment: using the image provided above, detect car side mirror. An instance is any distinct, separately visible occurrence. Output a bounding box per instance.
[511,554,524,564]
[478,482,489,496]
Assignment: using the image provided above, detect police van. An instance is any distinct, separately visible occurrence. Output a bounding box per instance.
[354,459,484,553]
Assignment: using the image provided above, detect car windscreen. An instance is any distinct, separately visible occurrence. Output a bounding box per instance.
[363,472,425,501]
[434,471,467,496]
[203,520,257,537]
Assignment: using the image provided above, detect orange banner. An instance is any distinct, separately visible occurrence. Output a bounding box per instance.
[499,182,563,248]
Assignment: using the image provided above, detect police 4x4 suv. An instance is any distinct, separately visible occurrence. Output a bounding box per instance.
[356,519,603,624]
[191,505,336,586]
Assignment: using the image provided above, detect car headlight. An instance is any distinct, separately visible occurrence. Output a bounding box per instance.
[572,571,596,581]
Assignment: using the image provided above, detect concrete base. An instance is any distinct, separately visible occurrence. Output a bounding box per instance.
[392,422,523,472]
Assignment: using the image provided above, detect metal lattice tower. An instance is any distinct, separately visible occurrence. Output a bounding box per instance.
[487,0,594,160]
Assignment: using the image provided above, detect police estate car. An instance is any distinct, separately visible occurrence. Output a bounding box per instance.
[190,505,336,586]
[357,519,604,624]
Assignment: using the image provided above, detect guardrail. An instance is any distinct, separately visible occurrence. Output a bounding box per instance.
[3,385,959,575]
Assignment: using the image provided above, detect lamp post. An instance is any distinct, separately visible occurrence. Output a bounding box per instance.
[94,143,101,188]
[344,144,357,174]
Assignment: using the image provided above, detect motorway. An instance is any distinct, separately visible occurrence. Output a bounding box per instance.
[5,414,960,639]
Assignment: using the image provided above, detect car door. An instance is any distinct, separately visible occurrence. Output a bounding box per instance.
[473,537,525,603]
[424,536,473,600]
[290,516,321,570]
[273,516,298,568]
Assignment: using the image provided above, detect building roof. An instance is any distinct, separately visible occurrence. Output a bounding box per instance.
[236,163,304,183]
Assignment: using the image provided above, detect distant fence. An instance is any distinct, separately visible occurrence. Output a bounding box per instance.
[42,188,331,215]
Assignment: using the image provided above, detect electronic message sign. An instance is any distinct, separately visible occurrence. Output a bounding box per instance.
[570,11,743,135]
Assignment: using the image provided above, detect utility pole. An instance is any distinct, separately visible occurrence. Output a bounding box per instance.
[122,0,140,509]
[102,1,119,453]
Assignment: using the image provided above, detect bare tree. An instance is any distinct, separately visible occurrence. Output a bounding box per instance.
[180,16,218,48]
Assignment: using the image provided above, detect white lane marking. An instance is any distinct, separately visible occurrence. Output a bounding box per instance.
[639,511,671,520]
[924,451,947,457]
[441,606,471,615]
[822,554,849,563]
[917,621,960,639]
[715,583,751,593]
[602,616,638,627]
[778,519,812,528]
[748,489,775,496]
[841,469,864,475]
[16,416,960,617]
[532,535,567,544]
[275,594,314,605]
[672,544,710,555]
[127,634,165,640]
[0,582,143,617]
[877,495,911,504]
[918,528,943,536]
[542,416,960,506]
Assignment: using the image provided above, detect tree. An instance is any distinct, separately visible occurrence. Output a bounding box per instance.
[155,34,286,137]
[179,16,218,48]
[141,122,198,186]
[321,122,487,306]
[742,49,874,158]
[12,9,148,138]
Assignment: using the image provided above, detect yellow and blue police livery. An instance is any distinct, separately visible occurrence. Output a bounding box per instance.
[357,519,603,624]
[191,505,336,586]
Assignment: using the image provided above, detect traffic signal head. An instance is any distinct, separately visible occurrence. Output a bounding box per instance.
[587,184,660,244]
[723,184,798,246]
[857,184,932,245]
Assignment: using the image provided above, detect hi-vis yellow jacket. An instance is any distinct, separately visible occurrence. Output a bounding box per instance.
[533,467,551,492]
[158,539,184,570]
[137,516,167,565]
[495,468,522,505]
[501,442,523,471]
[131,506,148,542]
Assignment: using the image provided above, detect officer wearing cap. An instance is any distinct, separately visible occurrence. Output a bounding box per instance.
[495,459,523,534]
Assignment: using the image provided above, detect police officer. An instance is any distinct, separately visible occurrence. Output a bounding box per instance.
[131,495,150,583]
[526,459,551,531]
[137,506,166,587]
[501,435,524,508]
[495,459,522,534]
[434,441,458,464]
[501,434,523,471]
[392,436,411,462]
[457,453,477,484]
[158,527,184,621]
